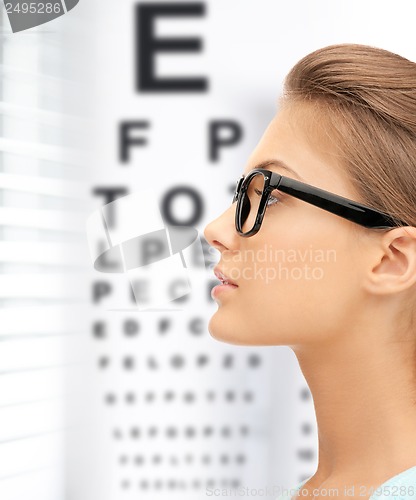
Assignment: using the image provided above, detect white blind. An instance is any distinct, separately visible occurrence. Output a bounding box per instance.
[0,7,89,500]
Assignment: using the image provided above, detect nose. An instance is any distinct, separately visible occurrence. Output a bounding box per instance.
[203,203,239,253]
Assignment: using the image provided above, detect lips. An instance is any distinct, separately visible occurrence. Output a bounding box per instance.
[213,266,238,286]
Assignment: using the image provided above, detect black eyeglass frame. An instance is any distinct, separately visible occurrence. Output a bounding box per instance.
[232,168,407,237]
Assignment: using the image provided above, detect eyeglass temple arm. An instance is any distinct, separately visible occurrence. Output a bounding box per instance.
[276,176,404,229]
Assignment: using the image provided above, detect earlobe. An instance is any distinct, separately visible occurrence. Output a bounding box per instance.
[364,226,416,295]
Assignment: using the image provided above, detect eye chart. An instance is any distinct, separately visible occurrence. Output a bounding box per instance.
[78,2,319,499]
[72,1,321,499]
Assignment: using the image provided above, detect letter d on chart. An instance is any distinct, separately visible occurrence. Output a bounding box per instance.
[4,0,80,33]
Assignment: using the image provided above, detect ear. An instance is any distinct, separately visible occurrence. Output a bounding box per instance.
[363,226,416,295]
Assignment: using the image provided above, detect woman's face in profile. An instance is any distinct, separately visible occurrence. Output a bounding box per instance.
[204,103,370,347]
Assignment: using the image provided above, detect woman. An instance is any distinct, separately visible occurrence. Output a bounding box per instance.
[204,44,416,498]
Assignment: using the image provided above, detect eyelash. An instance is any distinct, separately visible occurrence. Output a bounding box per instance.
[254,188,281,207]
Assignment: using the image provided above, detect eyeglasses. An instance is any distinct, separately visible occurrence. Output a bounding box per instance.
[232,168,407,237]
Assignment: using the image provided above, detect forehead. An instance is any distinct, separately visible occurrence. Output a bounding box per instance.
[242,105,358,198]
[243,107,315,179]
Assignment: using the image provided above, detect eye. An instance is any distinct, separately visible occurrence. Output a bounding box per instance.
[266,194,280,207]
[254,188,281,207]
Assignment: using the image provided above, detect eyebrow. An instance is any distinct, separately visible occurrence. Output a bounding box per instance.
[251,159,305,182]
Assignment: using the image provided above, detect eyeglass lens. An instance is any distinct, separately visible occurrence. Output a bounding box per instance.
[239,172,266,234]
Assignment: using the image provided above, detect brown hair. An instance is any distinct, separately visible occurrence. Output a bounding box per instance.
[282,43,416,229]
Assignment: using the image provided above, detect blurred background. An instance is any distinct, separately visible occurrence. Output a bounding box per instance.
[1,1,416,499]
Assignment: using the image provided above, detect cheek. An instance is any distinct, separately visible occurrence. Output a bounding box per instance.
[208,221,363,345]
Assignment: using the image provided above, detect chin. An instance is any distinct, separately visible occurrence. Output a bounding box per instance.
[208,311,306,347]
[207,314,258,346]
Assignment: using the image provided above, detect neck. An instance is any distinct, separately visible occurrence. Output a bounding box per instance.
[292,325,416,481]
